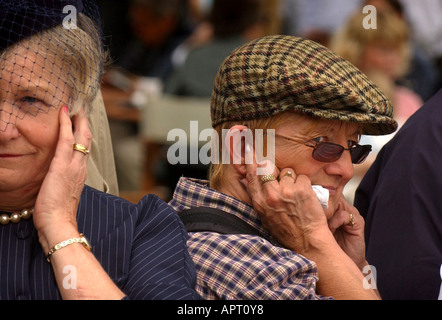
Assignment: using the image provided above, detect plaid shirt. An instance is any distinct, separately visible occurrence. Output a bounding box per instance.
[169,177,331,300]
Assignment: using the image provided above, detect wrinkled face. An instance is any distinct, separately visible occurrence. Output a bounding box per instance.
[274,113,359,218]
[0,46,69,197]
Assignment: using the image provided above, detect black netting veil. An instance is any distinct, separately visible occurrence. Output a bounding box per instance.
[0,0,104,131]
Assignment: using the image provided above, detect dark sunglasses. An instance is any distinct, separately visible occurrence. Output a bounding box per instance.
[275,134,372,164]
[305,142,372,164]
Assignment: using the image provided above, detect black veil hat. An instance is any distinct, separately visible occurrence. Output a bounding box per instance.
[0,0,102,50]
[0,0,104,130]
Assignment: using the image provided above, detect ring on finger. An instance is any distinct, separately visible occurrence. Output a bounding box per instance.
[348,213,355,227]
[261,174,276,184]
[283,171,293,178]
[73,143,90,156]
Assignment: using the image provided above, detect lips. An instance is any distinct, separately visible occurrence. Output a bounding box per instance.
[321,186,338,197]
[0,152,31,159]
[0,154,23,158]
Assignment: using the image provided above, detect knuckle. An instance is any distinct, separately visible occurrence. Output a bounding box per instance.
[281,187,293,199]
[265,191,281,207]
[83,129,93,142]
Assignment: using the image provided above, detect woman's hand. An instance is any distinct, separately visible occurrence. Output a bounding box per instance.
[34,106,92,253]
[328,196,368,270]
[33,107,125,300]
[241,161,331,254]
[241,161,379,299]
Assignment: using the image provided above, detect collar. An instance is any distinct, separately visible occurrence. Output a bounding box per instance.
[170,177,271,239]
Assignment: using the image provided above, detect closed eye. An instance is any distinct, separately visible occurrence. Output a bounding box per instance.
[18,95,47,117]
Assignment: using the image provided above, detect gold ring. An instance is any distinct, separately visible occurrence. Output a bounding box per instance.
[261,174,276,184]
[348,213,355,227]
[283,171,293,178]
[73,143,89,156]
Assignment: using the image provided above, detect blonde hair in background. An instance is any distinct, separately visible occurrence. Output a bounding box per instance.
[330,9,411,79]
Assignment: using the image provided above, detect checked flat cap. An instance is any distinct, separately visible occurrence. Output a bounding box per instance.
[211,35,398,135]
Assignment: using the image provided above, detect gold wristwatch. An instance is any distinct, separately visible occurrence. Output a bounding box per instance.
[46,233,91,262]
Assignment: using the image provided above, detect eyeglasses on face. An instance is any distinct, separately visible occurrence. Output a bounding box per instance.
[305,141,372,164]
[276,134,372,164]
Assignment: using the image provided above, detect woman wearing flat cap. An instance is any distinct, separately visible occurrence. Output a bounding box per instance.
[0,0,199,300]
[169,35,397,299]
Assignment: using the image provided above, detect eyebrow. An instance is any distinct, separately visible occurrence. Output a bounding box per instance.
[9,72,59,100]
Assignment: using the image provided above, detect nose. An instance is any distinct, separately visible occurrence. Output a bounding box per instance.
[324,148,354,181]
[0,113,21,142]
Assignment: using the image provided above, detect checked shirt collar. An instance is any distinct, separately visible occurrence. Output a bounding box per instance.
[170,177,272,241]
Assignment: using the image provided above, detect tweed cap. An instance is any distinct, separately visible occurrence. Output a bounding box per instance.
[211,35,398,135]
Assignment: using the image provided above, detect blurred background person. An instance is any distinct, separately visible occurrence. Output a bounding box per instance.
[151,0,281,197]
[104,0,194,80]
[362,0,440,103]
[331,9,422,123]
[329,9,424,203]
[280,0,360,47]
[398,0,442,92]
[97,0,197,194]
[164,0,279,97]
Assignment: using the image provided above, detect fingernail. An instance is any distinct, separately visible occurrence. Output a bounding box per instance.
[63,106,69,114]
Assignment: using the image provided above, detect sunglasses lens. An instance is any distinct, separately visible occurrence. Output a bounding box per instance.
[350,145,372,164]
[312,143,344,162]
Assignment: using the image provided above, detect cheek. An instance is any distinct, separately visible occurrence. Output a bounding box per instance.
[276,147,321,176]
[22,112,59,157]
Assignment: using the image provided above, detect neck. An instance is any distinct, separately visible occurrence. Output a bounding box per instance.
[0,189,37,212]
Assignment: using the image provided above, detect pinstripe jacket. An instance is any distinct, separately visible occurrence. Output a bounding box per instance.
[0,185,200,300]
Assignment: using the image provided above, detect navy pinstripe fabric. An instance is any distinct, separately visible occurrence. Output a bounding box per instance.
[0,185,200,300]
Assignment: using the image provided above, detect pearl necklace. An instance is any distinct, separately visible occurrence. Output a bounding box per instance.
[0,208,34,225]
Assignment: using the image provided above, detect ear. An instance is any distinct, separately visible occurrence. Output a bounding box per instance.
[224,125,253,177]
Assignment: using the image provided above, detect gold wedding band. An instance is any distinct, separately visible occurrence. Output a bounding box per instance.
[348,213,355,227]
[261,174,276,184]
[73,143,89,156]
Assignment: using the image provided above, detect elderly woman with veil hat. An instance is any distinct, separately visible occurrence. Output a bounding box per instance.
[0,0,199,300]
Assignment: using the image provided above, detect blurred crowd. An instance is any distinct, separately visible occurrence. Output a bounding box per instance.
[96,0,442,200]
